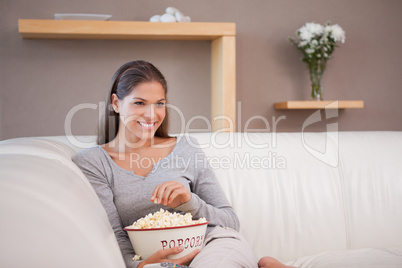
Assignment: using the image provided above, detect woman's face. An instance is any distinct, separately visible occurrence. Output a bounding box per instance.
[113,81,166,142]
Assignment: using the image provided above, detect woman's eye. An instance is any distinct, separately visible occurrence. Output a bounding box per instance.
[156,102,165,107]
[134,102,144,105]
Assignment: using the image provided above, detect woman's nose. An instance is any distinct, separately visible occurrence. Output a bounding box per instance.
[143,104,155,119]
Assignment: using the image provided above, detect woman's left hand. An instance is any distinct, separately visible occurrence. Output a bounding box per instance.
[151,181,191,208]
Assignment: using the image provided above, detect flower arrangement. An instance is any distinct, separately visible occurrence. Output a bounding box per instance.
[289,22,346,100]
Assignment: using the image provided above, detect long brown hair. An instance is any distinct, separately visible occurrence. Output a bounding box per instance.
[97,60,170,145]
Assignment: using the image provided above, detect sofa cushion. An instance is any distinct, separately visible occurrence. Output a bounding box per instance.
[0,137,96,186]
[286,246,402,268]
[0,137,76,161]
[189,132,348,262]
[336,132,402,250]
[0,154,125,268]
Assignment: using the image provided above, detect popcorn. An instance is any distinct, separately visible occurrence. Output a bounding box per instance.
[132,255,141,261]
[126,209,207,229]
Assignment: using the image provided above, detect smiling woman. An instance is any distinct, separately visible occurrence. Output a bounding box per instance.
[73,60,292,268]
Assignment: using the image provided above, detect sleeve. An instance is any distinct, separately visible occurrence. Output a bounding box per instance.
[72,149,142,268]
[176,141,240,231]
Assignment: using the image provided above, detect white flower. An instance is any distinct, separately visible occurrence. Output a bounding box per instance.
[311,39,318,46]
[298,40,308,47]
[305,48,315,54]
[305,22,324,36]
[298,26,313,41]
[326,24,346,43]
[291,22,345,63]
[298,22,324,41]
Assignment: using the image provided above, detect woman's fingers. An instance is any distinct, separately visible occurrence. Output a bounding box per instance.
[140,246,186,267]
[146,246,199,266]
[168,187,189,204]
[151,181,190,207]
[161,184,182,205]
[158,245,184,258]
[151,183,163,203]
[172,248,201,265]
[151,181,178,204]
[151,181,167,203]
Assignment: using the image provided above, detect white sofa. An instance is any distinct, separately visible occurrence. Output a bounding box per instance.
[1,132,402,268]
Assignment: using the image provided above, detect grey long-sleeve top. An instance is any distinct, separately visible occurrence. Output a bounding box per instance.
[72,136,239,268]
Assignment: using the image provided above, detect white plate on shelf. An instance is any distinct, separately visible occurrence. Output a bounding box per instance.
[54,13,112,21]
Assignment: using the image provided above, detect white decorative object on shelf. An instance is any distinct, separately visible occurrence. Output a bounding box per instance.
[160,13,176,23]
[54,13,112,21]
[149,15,161,22]
[149,7,191,23]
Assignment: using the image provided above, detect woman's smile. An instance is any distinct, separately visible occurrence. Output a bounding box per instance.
[138,121,157,130]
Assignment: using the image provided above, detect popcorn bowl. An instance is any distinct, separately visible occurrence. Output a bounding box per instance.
[124,221,209,260]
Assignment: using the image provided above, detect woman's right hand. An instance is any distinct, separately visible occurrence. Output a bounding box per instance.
[137,246,200,268]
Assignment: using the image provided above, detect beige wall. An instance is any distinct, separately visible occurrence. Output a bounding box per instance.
[1,0,402,140]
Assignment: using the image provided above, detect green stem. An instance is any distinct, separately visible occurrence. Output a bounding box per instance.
[309,61,323,100]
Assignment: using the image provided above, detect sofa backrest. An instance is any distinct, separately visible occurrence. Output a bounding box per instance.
[191,132,347,261]
[190,132,402,262]
[0,137,125,268]
[1,131,401,264]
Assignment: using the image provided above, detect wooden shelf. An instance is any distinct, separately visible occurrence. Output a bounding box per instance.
[18,19,237,132]
[18,19,235,40]
[274,100,364,110]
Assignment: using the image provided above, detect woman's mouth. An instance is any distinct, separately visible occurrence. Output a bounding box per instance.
[138,121,157,130]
